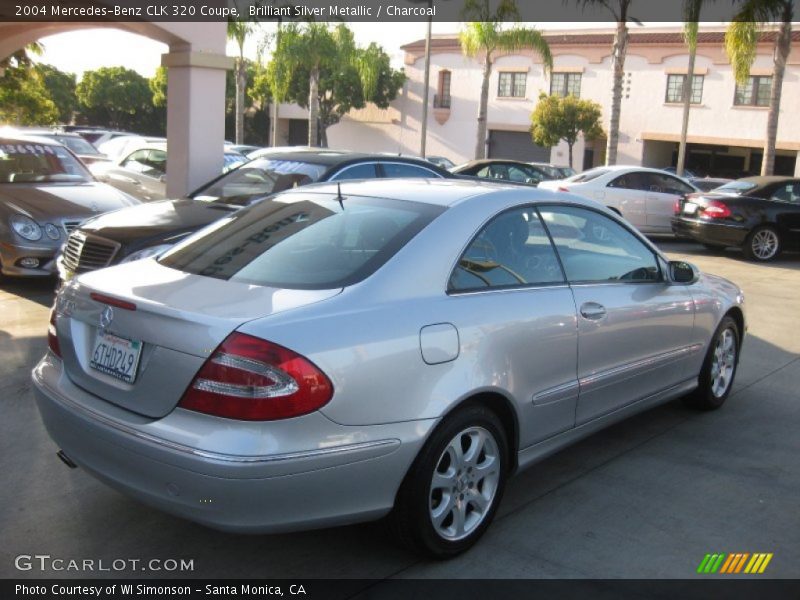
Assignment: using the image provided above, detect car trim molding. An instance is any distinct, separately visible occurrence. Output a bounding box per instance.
[34,363,400,464]
[533,380,580,405]
[579,343,703,393]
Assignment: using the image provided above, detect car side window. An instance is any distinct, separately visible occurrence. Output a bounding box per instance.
[661,174,695,195]
[141,149,167,178]
[121,150,149,173]
[381,162,441,178]
[538,205,661,284]
[770,183,800,203]
[448,207,565,292]
[330,163,378,181]
[507,165,541,184]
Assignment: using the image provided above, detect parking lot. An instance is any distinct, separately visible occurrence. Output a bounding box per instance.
[1,239,798,581]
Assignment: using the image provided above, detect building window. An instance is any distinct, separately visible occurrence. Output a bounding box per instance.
[734,76,772,107]
[665,74,704,104]
[550,72,582,97]
[434,70,451,108]
[498,72,526,98]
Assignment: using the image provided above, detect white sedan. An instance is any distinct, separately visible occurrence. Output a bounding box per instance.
[539,166,699,234]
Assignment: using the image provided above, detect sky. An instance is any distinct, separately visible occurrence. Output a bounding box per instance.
[34,22,628,78]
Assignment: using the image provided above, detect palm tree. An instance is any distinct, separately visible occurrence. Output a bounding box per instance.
[227,18,255,145]
[725,0,793,175]
[460,0,552,160]
[676,0,705,177]
[576,0,636,165]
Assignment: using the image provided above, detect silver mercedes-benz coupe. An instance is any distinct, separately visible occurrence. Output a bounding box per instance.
[32,179,745,557]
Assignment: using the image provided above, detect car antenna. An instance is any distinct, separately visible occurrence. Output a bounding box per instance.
[336,182,346,210]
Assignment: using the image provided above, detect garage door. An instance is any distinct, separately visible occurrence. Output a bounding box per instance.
[488,130,551,162]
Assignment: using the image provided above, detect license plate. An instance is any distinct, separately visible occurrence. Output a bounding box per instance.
[683,202,698,215]
[90,331,142,384]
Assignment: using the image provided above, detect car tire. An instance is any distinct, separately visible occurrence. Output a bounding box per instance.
[389,404,508,558]
[684,316,740,411]
[743,225,781,262]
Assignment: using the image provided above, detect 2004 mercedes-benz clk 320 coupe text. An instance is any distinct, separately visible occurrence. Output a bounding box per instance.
[32,179,745,557]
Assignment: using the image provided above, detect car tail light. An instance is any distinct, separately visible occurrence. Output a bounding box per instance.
[558,186,570,192]
[673,199,681,215]
[702,200,731,219]
[178,333,333,421]
[48,307,61,358]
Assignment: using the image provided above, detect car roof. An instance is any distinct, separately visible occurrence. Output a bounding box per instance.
[456,159,540,168]
[736,175,799,186]
[277,177,606,210]
[0,134,63,146]
[249,150,445,168]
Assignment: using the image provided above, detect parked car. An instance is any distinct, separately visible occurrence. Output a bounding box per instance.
[452,159,555,185]
[689,177,732,192]
[672,176,800,261]
[56,151,453,281]
[247,146,317,160]
[532,162,576,179]
[539,166,700,234]
[0,135,139,278]
[34,179,745,557]
[90,143,247,202]
[72,129,132,149]
[225,143,261,156]
[426,155,456,170]
[1,128,110,166]
[95,135,167,161]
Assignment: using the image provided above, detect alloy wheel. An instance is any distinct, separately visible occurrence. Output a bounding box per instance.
[428,426,501,541]
[710,328,737,398]
[750,229,779,260]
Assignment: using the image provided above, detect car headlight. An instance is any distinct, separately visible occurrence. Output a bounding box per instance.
[45,223,61,240]
[10,215,42,241]
[119,243,173,264]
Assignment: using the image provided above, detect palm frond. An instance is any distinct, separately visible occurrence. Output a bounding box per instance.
[497,28,553,75]
[725,20,759,84]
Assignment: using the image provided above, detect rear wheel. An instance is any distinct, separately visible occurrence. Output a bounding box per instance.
[684,316,740,411]
[390,404,508,558]
[743,225,781,262]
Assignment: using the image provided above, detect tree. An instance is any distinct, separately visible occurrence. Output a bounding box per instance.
[34,64,77,123]
[676,0,705,177]
[459,1,553,160]
[76,67,153,130]
[0,46,58,126]
[227,18,256,145]
[531,93,604,168]
[576,0,636,165]
[269,23,405,147]
[150,65,167,108]
[725,0,793,175]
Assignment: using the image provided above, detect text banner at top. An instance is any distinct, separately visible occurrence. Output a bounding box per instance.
[1,0,771,23]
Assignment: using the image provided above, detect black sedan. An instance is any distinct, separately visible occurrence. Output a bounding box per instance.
[451,159,554,185]
[56,151,452,280]
[671,176,800,261]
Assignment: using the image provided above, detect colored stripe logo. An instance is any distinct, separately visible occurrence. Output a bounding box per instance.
[697,553,773,574]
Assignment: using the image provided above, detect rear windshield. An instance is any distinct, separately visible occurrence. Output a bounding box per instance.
[159,193,445,290]
[566,168,610,183]
[51,135,101,156]
[191,158,329,206]
[0,141,92,183]
[714,181,758,195]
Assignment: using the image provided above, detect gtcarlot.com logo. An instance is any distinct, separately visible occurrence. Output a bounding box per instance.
[697,552,773,574]
[14,554,194,572]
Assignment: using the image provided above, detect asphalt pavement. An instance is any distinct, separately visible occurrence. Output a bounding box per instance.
[1,239,798,581]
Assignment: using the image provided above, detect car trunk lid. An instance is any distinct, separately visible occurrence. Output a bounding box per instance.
[55,259,342,418]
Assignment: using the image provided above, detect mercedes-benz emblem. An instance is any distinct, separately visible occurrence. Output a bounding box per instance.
[99,306,114,330]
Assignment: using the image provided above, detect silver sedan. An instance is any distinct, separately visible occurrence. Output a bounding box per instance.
[32,179,745,557]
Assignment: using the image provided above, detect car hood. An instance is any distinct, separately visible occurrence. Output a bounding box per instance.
[78,198,237,245]
[0,182,139,221]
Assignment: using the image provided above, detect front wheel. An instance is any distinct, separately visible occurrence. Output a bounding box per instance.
[743,225,781,262]
[389,404,508,558]
[684,316,740,411]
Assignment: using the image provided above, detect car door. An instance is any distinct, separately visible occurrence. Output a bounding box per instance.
[105,149,150,198]
[646,173,696,232]
[604,172,648,229]
[137,149,167,201]
[538,205,696,425]
[770,181,800,249]
[447,206,579,446]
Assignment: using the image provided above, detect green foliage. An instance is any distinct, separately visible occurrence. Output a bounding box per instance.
[725,0,793,84]
[0,65,58,126]
[150,66,168,108]
[34,64,77,123]
[459,22,553,74]
[76,67,153,130]
[265,23,405,145]
[531,94,603,166]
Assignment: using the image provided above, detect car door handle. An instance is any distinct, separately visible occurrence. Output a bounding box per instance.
[580,302,607,320]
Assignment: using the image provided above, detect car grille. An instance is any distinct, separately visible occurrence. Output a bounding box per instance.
[62,221,81,234]
[61,231,120,273]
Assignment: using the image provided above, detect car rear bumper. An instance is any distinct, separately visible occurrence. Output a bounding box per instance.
[31,353,434,533]
[670,217,749,247]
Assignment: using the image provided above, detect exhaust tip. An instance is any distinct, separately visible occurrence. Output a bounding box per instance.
[56,450,78,469]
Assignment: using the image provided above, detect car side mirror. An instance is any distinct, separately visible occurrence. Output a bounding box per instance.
[669,260,699,284]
